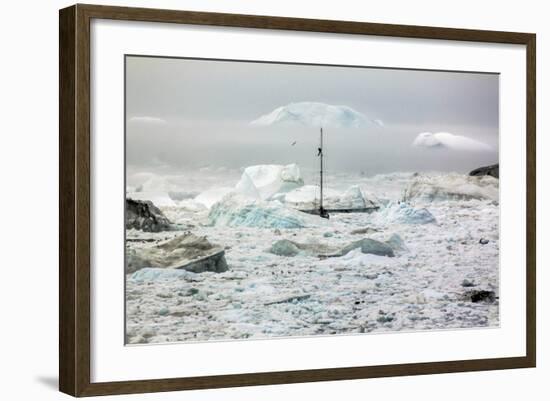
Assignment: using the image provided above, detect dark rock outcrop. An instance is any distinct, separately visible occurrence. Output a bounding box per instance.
[469,164,499,179]
[463,289,496,303]
[126,198,172,232]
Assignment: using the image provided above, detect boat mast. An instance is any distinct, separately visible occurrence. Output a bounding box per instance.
[320,127,324,213]
[318,127,329,219]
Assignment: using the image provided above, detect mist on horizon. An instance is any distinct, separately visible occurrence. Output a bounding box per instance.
[125,56,499,178]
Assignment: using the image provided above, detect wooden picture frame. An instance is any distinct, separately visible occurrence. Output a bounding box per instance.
[59,3,536,397]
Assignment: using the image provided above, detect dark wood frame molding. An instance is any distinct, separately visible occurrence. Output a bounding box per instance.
[59,3,536,397]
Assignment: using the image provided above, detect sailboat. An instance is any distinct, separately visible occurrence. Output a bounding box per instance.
[300,127,380,218]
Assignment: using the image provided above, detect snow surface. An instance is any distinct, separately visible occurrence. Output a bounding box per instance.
[412,132,493,152]
[126,170,499,344]
[250,102,383,128]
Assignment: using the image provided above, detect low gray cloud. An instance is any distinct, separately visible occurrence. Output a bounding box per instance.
[126,56,499,175]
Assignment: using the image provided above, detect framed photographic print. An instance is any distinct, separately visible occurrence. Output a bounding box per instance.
[59,4,536,397]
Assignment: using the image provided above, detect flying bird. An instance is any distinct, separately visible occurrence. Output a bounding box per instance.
[291,141,297,146]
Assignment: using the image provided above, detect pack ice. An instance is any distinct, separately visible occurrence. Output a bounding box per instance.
[403,173,499,203]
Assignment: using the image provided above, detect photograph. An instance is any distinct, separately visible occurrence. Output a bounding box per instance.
[124,55,500,345]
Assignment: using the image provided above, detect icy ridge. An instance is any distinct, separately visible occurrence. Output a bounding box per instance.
[250,102,383,128]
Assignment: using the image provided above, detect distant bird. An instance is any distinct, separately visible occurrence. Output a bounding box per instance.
[291,141,297,146]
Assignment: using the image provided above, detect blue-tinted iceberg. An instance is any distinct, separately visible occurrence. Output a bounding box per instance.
[208,193,323,229]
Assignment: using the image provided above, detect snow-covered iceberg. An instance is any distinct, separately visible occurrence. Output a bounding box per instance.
[403,173,499,202]
[208,192,322,229]
[250,102,382,128]
[236,164,304,200]
[412,132,492,152]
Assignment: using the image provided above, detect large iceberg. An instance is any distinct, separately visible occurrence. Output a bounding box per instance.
[250,102,383,128]
[208,192,322,229]
[236,164,304,200]
[283,185,338,210]
[194,187,234,209]
[403,173,499,203]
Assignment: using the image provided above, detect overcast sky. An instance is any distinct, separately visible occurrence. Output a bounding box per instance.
[126,55,499,176]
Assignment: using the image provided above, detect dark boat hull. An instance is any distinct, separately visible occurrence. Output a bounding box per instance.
[299,207,379,215]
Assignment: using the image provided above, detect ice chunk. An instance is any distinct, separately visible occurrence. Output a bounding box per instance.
[376,202,436,224]
[283,185,338,210]
[267,239,339,257]
[194,187,234,209]
[208,192,323,229]
[268,239,301,256]
[235,170,261,199]
[385,233,408,252]
[403,173,498,202]
[126,233,228,274]
[236,164,304,200]
[128,267,197,282]
[339,238,395,257]
[331,185,379,209]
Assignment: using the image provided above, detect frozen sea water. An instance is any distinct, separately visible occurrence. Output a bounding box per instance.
[125,170,499,344]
